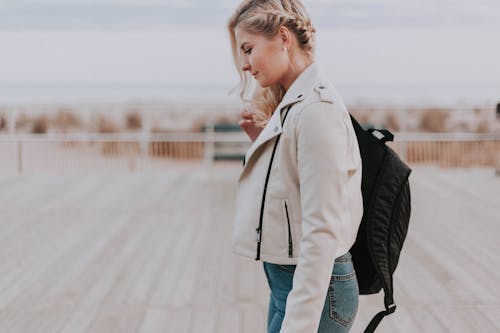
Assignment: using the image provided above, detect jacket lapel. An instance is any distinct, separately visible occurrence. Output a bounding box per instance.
[244,106,283,165]
[239,63,321,179]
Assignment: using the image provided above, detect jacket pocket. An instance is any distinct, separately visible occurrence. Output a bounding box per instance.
[283,199,293,258]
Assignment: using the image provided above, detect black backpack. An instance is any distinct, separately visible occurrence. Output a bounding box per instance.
[258,108,412,332]
[348,115,412,333]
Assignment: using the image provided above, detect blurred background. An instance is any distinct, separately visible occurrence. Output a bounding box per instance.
[1,0,500,172]
[0,1,499,332]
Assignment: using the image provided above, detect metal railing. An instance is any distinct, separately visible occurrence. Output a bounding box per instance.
[0,132,249,173]
[387,132,500,168]
[0,131,499,173]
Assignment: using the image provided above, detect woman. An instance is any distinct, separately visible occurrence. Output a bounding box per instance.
[228,1,363,332]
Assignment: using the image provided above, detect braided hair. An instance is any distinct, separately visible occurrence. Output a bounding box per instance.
[228,0,316,126]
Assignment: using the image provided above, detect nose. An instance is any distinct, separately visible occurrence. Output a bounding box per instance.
[241,61,250,72]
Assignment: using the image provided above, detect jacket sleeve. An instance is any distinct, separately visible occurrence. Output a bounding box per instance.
[279,101,356,333]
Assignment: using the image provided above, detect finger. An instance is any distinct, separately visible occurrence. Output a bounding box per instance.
[241,110,254,119]
[239,119,254,130]
[241,114,253,122]
[239,119,251,128]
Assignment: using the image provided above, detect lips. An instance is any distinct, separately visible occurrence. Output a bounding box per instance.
[252,72,259,78]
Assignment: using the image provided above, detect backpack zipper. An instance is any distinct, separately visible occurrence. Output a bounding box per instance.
[284,201,293,258]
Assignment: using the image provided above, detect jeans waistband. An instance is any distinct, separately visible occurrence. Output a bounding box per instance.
[335,252,351,263]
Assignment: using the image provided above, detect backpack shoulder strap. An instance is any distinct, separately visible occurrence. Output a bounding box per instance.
[350,113,399,333]
[363,294,396,333]
[349,114,394,143]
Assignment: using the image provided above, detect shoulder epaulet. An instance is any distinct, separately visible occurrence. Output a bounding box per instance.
[313,84,334,104]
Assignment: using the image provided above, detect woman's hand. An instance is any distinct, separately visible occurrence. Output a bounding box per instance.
[239,109,262,142]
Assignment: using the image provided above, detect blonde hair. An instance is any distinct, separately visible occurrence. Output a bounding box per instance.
[228,0,316,127]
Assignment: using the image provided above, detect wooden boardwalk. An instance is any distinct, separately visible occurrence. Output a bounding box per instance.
[0,165,499,332]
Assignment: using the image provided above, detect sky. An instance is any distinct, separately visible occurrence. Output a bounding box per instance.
[1,0,499,105]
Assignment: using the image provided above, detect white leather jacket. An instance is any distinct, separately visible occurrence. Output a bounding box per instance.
[232,63,363,333]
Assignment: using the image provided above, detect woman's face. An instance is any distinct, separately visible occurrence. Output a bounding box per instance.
[234,27,289,88]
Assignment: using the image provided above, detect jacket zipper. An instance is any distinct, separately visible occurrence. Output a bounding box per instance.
[284,201,293,258]
[256,136,280,260]
[255,106,292,261]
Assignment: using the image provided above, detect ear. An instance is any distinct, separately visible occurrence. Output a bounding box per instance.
[278,26,292,49]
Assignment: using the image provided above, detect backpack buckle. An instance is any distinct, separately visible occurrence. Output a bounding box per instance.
[386,303,396,314]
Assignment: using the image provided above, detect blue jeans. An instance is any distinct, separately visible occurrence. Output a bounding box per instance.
[263,252,359,333]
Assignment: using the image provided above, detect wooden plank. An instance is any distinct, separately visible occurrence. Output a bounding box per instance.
[239,303,267,333]
[0,166,498,333]
[59,308,100,333]
[163,308,192,333]
[136,308,170,333]
[215,304,240,333]
[85,306,145,333]
[190,309,217,333]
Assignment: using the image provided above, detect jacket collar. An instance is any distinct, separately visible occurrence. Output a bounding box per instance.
[275,62,320,111]
[242,62,322,172]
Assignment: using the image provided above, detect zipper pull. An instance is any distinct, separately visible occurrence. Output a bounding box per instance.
[256,228,261,242]
[255,228,262,261]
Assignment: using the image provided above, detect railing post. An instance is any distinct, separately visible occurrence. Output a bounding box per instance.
[17,140,23,174]
[204,122,215,168]
[496,139,500,177]
[141,120,150,164]
[399,141,408,163]
[128,142,136,173]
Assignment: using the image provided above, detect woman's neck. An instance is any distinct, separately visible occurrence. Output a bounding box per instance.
[280,58,314,91]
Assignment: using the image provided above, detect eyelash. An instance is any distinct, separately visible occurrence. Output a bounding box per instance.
[244,48,252,55]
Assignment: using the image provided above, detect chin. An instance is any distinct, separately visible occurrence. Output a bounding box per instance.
[257,80,271,88]
[256,75,279,88]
